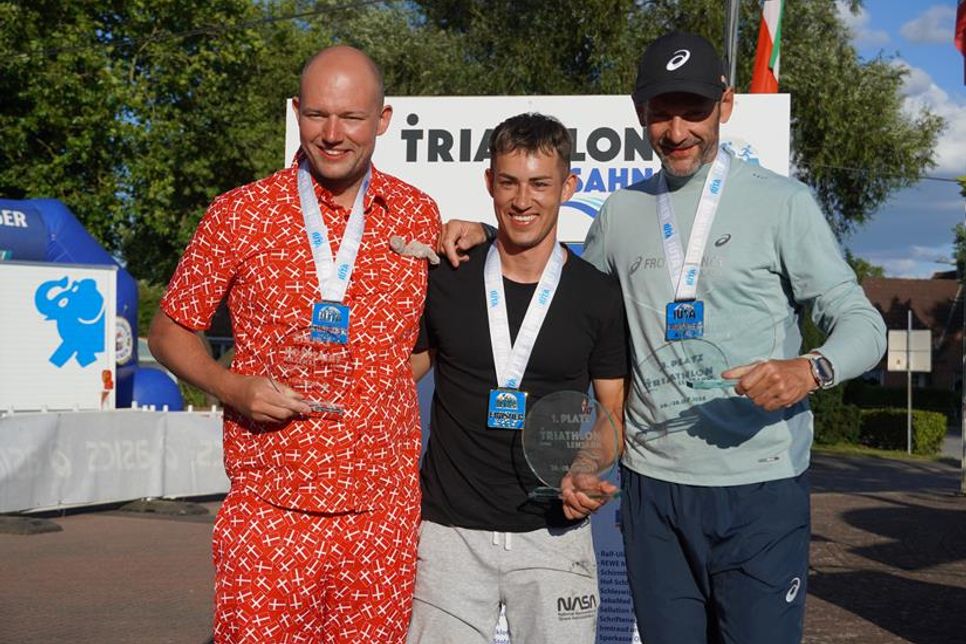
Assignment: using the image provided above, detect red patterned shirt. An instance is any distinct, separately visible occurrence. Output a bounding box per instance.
[161,163,440,513]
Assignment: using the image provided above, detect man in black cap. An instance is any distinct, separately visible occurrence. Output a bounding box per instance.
[585,31,884,644]
[437,31,885,644]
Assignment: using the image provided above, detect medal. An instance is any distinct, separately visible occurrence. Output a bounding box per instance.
[311,301,351,344]
[665,300,705,340]
[487,387,528,430]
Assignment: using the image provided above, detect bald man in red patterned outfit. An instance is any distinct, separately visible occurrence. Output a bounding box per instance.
[149,46,440,643]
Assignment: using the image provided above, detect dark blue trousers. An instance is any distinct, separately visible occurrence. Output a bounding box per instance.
[621,467,810,644]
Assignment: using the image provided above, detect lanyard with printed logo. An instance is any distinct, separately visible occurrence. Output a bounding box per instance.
[483,241,566,429]
[656,148,729,340]
[297,159,370,344]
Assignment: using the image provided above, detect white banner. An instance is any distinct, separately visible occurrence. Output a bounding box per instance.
[0,261,117,412]
[0,410,227,513]
[285,94,791,242]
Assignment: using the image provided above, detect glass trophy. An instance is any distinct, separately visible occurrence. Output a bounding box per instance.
[632,336,734,443]
[632,306,791,448]
[265,326,354,418]
[522,390,620,501]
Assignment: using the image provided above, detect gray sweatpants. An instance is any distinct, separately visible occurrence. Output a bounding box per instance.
[406,520,599,644]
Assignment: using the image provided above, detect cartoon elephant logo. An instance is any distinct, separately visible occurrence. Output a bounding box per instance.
[34,276,106,367]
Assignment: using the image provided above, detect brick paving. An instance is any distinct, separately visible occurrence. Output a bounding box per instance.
[1,453,964,643]
[806,454,966,644]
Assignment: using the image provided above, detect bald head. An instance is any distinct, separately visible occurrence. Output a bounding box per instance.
[299,45,384,108]
[293,45,392,206]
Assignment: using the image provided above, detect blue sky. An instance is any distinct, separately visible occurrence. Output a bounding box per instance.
[835,1,965,277]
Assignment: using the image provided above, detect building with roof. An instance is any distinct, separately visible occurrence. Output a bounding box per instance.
[861,275,963,391]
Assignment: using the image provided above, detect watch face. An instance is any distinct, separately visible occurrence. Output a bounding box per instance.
[814,356,834,384]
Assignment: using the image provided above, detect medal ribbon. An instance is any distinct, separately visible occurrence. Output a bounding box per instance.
[656,148,730,302]
[297,159,370,303]
[484,242,566,389]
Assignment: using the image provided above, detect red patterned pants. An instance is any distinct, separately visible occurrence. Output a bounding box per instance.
[212,488,420,643]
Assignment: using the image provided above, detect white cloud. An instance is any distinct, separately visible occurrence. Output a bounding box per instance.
[900,63,935,95]
[872,255,948,278]
[883,258,929,278]
[910,243,953,260]
[859,244,957,278]
[893,59,966,177]
[900,5,956,44]
[836,1,890,47]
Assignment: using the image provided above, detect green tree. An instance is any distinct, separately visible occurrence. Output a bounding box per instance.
[0,1,483,283]
[414,0,650,94]
[0,1,130,250]
[844,249,885,283]
[781,1,944,238]
[0,0,278,282]
[115,1,287,282]
[954,221,966,280]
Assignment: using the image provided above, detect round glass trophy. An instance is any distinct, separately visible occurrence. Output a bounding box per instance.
[522,390,620,501]
[632,323,787,449]
[265,326,354,418]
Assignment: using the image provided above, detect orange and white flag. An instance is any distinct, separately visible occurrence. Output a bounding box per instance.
[750,0,784,93]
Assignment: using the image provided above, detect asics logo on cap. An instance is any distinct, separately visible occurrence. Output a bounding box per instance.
[666,49,691,71]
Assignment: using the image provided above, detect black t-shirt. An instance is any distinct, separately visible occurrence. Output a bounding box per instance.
[415,241,627,532]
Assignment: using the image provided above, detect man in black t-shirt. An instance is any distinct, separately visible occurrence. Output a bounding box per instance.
[406,113,627,644]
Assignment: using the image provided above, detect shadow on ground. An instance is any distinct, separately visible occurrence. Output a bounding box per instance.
[840,499,966,571]
[808,453,966,643]
[808,570,966,644]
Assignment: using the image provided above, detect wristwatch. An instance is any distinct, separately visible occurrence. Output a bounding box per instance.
[803,352,835,390]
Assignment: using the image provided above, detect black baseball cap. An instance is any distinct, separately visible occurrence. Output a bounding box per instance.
[632,32,727,104]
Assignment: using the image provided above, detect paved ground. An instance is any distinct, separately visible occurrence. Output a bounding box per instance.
[1,452,965,644]
[942,424,963,464]
[806,454,966,643]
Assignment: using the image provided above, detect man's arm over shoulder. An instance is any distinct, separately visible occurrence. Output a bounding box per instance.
[437,219,495,267]
[780,186,886,384]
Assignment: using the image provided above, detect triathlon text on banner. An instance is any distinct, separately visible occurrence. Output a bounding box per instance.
[285,95,790,244]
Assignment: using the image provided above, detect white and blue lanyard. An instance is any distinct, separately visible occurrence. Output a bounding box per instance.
[483,242,566,389]
[296,159,371,303]
[656,149,730,301]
